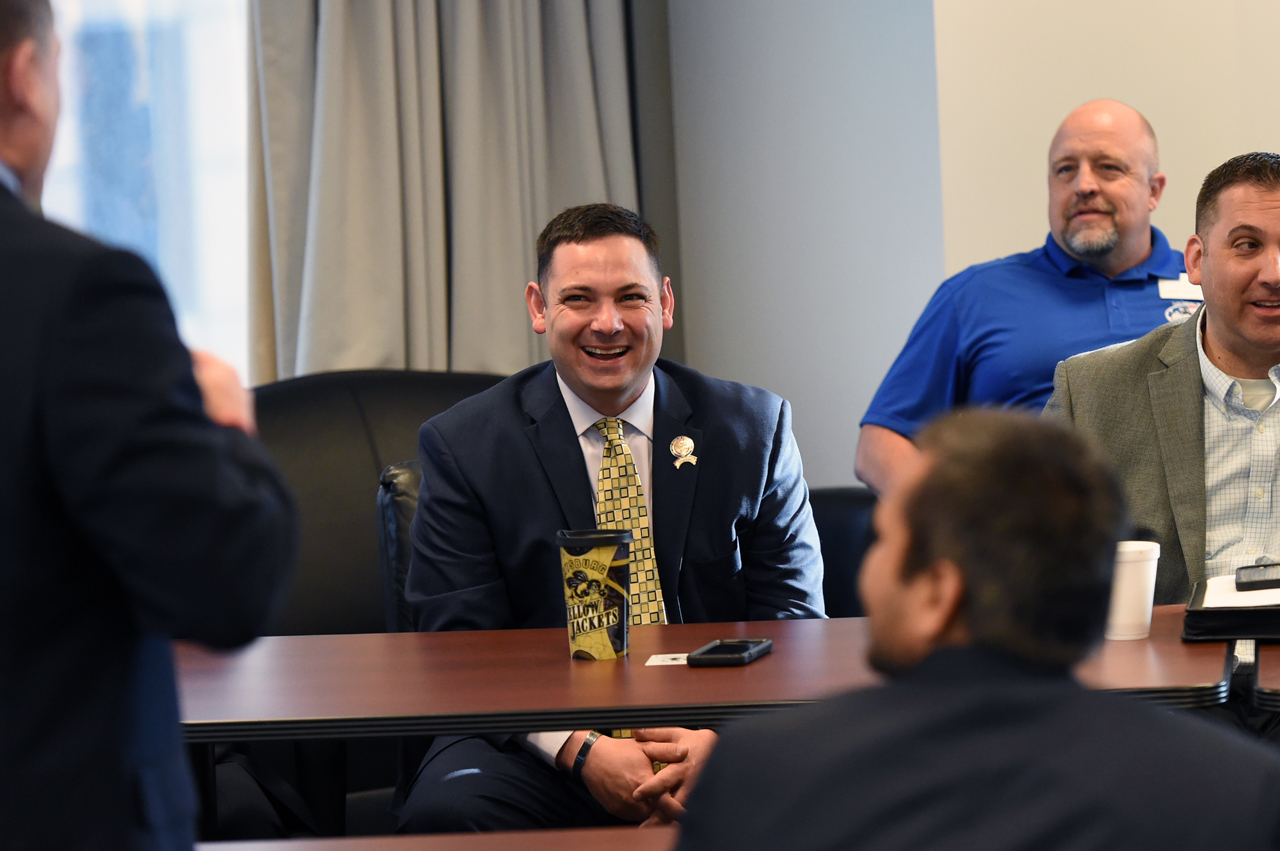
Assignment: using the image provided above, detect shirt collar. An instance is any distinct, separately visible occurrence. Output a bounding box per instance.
[0,159,20,197]
[1041,226,1182,282]
[1195,308,1280,414]
[555,370,655,440]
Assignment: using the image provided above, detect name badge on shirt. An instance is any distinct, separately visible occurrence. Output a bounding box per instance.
[1158,274,1202,324]
[1158,273,1203,301]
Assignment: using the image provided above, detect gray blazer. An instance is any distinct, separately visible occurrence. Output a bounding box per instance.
[1043,311,1204,604]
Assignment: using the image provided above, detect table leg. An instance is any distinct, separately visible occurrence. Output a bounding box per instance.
[188,742,217,839]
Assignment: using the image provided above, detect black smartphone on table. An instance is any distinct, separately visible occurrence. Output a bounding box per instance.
[686,638,773,667]
[1235,564,1280,592]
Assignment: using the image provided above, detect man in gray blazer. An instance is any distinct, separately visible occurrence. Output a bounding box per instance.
[1043,307,1202,605]
[1045,152,1280,609]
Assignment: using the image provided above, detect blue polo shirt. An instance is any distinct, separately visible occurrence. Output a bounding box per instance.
[862,228,1190,438]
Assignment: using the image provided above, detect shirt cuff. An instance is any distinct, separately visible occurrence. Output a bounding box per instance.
[1235,639,1257,668]
[519,731,576,767]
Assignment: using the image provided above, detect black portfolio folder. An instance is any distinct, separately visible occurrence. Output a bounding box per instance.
[1182,581,1280,642]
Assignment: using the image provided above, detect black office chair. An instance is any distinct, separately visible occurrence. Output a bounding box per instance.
[255,369,505,636]
[377,459,422,633]
[209,369,504,839]
[809,486,877,618]
[375,459,434,810]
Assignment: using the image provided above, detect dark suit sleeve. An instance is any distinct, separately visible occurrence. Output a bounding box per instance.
[1255,765,1280,850]
[406,420,515,631]
[742,399,825,619]
[672,725,763,851]
[41,248,295,649]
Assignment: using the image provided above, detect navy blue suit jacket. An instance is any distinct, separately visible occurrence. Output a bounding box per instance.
[0,185,296,850]
[678,646,1280,851]
[406,359,824,630]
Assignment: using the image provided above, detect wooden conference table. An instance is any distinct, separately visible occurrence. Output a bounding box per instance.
[179,618,878,741]
[179,605,1229,742]
[1075,604,1231,707]
[181,606,1225,845]
[196,825,678,851]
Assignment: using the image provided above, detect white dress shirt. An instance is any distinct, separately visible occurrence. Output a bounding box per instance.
[523,371,657,766]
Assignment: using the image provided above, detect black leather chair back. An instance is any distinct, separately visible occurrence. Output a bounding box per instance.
[255,369,503,635]
[809,486,877,617]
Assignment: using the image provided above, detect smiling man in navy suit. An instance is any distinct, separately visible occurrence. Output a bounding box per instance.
[397,203,824,833]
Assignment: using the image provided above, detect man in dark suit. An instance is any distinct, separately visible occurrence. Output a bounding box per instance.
[0,2,296,848]
[398,203,824,832]
[677,410,1280,851]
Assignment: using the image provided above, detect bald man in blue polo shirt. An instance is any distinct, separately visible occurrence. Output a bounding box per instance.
[856,99,1196,496]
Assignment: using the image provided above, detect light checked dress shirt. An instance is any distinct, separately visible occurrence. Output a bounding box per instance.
[1196,311,1280,665]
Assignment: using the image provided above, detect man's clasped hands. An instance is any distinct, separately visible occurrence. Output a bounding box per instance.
[555,727,720,825]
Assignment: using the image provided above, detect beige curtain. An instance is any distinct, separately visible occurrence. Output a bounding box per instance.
[250,0,638,383]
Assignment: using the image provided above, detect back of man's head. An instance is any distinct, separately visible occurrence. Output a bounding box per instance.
[1195,151,1280,236]
[535,202,661,286]
[0,0,52,55]
[907,410,1125,667]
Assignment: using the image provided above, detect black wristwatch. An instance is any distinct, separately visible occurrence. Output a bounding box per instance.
[572,730,602,781]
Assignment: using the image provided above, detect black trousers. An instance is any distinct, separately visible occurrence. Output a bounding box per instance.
[397,735,628,833]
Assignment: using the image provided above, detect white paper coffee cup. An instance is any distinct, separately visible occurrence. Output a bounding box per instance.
[1105,541,1160,640]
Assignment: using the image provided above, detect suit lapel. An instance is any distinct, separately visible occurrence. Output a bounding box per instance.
[1148,316,1206,585]
[521,365,596,530]
[650,368,701,623]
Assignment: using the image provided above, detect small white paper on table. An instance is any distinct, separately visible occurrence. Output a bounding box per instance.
[646,653,688,666]
[1202,574,1280,608]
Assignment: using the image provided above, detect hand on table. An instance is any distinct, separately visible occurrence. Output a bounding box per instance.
[632,727,719,825]
[190,349,256,434]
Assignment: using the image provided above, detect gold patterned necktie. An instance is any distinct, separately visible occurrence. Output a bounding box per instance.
[593,417,666,625]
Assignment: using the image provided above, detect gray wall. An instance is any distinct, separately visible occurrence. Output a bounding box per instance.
[667,0,944,487]
[628,0,685,363]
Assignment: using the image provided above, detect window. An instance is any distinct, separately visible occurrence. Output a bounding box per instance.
[45,0,249,377]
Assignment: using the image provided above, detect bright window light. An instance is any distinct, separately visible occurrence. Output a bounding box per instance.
[44,0,249,378]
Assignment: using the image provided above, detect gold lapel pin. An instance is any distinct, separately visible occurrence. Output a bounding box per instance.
[670,436,697,469]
